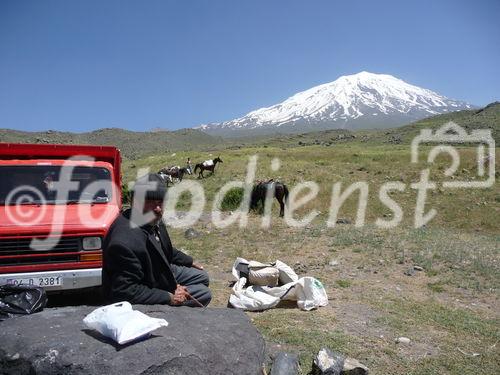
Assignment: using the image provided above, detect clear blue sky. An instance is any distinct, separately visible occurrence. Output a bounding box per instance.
[1,0,499,132]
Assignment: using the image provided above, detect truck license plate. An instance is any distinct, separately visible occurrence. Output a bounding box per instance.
[6,276,63,287]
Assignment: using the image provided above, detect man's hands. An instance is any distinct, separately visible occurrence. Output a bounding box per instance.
[170,284,189,305]
[169,263,204,305]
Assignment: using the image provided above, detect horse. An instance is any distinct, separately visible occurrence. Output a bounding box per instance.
[157,171,173,185]
[194,157,223,178]
[158,166,191,183]
[250,180,289,217]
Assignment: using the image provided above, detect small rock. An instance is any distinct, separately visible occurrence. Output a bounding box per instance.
[270,352,300,375]
[329,260,340,267]
[293,262,308,274]
[404,268,416,276]
[184,228,201,239]
[312,348,344,375]
[336,219,351,225]
[342,357,369,375]
[8,353,20,361]
[396,337,411,345]
[413,265,424,271]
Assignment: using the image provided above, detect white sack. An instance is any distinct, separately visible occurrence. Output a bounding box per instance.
[202,160,214,167]
[275,260,299,284]
[229,277,280,311]
[232,257,250,279]
[83,301,168,345]
[248,264,280,286]
[230,259,328,311]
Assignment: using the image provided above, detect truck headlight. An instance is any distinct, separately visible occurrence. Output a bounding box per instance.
[82,237,102,250]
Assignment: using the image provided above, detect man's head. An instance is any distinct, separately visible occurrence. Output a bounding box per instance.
[131,173,167,225]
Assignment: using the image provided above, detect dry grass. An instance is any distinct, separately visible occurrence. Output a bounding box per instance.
[166,217,499,374]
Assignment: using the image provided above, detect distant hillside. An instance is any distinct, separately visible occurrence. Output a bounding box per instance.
[378,101,500,144]
[1,103,497,159]
[0,128,223,159]
[223,129,358,149]
[233,102,500,148]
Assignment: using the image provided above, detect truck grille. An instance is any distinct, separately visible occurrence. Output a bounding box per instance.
[0,236,81,266]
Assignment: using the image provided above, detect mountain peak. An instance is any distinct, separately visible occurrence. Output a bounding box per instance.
[333,71,401,84]
[343,71,390,78]
[197,72,473,137]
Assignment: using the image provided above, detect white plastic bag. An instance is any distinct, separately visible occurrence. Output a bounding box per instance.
[83,301,168,345]
[262,277,329,311]
[295,277,329,311]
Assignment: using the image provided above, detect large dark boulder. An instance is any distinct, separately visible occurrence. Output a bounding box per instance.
[0,305,265,375]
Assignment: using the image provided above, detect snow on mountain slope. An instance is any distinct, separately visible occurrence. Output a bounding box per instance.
[197,71,473,136]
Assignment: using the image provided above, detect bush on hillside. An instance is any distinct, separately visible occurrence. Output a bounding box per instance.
[220,187,244,211]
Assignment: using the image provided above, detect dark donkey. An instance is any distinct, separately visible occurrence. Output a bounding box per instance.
[250,180,289,217]
[194,157,223,178]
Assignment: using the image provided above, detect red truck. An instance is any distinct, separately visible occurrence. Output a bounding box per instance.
[0,143,121,291]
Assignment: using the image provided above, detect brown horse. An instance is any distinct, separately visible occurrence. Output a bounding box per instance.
[194,157,223,178]
[250,180,289,217]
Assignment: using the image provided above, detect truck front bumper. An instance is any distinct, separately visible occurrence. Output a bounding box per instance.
[0,268,101,291]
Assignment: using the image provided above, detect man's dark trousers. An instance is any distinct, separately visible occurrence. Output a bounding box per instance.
[171,264,211,307]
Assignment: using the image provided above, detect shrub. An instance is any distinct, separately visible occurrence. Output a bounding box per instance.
[121,184,131,205]
[220,187,244,211]
[427,282,445,293]
[335,279,351,288]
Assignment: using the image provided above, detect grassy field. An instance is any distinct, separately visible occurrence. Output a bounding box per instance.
[123,143,499,233]
[121,139,499,374]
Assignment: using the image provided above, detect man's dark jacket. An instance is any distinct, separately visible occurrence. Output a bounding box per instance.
[102,209,193,304]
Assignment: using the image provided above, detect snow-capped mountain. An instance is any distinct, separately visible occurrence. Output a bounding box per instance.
[197,71,474,137]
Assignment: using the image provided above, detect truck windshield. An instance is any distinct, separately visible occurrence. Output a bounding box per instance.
[0,165,113,205]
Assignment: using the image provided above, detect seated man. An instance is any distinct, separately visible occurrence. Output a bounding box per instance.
[102,173,211,307]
